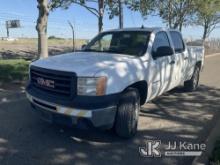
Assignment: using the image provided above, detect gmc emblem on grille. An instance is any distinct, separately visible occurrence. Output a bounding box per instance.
[36,77,55,88]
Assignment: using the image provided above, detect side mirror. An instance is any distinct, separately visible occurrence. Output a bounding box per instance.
[81,44,87,50]
[153,46,173,59]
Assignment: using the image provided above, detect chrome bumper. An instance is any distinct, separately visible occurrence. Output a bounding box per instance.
[26,92,117,128]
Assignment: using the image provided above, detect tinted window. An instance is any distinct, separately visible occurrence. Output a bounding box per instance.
[170,31,185,53]
[152,32,170,58]
[84,31,151,56]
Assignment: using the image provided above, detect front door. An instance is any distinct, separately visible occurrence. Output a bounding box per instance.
[151,32,176,96]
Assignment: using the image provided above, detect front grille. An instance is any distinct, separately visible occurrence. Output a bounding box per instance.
[30,66,76,98]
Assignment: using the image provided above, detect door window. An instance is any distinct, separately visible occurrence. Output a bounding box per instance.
[152,32,171,59]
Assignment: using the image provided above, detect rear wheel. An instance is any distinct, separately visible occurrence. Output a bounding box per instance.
[184,65,200,92]
[114,88,140,138]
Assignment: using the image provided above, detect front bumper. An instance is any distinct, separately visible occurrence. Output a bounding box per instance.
[26,92,117,128]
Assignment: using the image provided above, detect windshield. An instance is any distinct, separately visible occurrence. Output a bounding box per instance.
[83,31,151,56]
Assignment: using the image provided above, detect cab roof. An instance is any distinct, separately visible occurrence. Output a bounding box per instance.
[104,27,178,33]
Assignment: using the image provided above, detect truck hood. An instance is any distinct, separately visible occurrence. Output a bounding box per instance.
[31,52,142,76]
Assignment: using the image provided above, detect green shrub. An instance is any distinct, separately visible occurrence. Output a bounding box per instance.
[0,59,30,83]
[211,139,220,165]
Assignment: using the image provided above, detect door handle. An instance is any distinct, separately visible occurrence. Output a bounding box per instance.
[169,61,175,65]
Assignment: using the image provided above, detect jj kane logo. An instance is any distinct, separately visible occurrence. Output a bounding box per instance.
[139,140,206,157]
[139,140,161,157]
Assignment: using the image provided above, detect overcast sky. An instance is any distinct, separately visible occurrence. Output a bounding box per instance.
[0,0,220,40]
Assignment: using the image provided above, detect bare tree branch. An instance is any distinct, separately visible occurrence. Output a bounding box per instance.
[74,1,99,17]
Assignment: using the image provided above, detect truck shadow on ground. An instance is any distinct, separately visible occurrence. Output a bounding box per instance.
[60,85,220,142]
[0,85,220,165]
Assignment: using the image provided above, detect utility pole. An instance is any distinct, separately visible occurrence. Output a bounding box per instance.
[119,0,123,29]
[6,21,9,38]
[68,21,75,52]
[6,27,9,38]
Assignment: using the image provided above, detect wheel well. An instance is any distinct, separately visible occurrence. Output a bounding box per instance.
[126,81,148,105]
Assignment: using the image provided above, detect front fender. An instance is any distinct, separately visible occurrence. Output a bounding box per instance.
[95,61,147,95]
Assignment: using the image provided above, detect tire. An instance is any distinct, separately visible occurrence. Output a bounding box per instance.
[114,88,140,138]
[184,65,200,92]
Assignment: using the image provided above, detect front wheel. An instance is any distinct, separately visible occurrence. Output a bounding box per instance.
[184,65,200,92]
[114,88,140,138]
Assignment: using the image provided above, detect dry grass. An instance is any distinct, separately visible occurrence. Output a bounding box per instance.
[0,38,87,60]
[205,39,220,55]
[0,38,86,47]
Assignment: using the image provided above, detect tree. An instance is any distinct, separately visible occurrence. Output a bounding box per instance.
[76,0,104,32]
[107,0,153,28]
[125,0,155,18]
[98,0,104,32]
[68,21,75,51]
[51,0,105,33]
[36,0,50,58]
[119,0,123,28]
[135,0,194,31]
[36,0,105,58]
[36,0,63,58]
[107,0,160,29]
[194,0,220,41]
[157,0,195,31]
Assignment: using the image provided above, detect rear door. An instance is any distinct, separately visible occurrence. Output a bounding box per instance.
[151,31,176,96]
[169,31,188,85]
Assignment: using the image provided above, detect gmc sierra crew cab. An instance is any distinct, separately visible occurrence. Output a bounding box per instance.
[26,27,204,138]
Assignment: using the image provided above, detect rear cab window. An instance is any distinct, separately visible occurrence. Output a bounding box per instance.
[170,31,185,53]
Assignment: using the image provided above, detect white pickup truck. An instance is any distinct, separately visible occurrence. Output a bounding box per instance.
[26,28,204,138]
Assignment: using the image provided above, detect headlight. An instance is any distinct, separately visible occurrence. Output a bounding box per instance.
[77,77,107,96]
